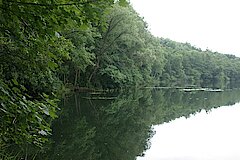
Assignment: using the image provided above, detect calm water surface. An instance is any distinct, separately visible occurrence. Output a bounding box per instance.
[40,88,240,160]
[137,103,240,160]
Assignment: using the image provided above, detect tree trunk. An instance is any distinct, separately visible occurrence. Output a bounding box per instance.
[74,70,77,87]
[88,58,100,86]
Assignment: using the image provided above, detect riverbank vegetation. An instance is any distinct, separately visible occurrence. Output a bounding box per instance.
[1,0,240,158]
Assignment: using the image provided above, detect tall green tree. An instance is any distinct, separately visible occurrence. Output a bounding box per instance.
[0,0,127,154]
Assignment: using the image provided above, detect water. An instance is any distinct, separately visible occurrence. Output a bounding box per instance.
[137,104,240,160]
[39,88,240,160]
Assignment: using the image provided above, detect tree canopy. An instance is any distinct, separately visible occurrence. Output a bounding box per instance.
[1,1,240,158]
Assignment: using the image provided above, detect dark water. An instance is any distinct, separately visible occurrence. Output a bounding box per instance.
[40,88,240,160]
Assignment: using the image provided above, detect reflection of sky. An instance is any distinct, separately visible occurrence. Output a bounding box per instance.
[137,103,240,160]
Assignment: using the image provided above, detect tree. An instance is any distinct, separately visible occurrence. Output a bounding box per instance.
[0,0,127,154]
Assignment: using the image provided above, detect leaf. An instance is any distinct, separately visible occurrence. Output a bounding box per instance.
[20,85,27,91]
[38,130,48,136]
[49,110,57,119]
[12,87,21,94]
[0,108,8,113]
[12,79,19,86]
[118,0,129,6]
[42,107,50,116]
[48,61,58,70]
[79,24,89,30]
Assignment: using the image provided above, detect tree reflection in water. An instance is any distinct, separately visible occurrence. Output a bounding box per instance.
[39,88,240,160]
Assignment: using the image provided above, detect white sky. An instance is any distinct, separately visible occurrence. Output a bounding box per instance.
[130,0,240,57]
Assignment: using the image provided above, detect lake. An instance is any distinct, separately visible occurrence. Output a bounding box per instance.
[40,88,240,160]
[137,103,240,160]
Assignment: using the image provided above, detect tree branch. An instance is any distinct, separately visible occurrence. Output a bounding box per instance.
[6,0,97,7]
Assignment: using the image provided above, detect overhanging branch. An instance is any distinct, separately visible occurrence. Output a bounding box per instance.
[6,0,98,7]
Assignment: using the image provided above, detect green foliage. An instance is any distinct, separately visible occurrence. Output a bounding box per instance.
[85,4,156,88]
[79,3,240,90]
[158,38,240,88]
[0,0,127,157]
[0,80,58,147]
[2,0,240,158]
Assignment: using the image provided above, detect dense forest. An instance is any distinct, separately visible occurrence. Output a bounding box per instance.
[1,0,240,158]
